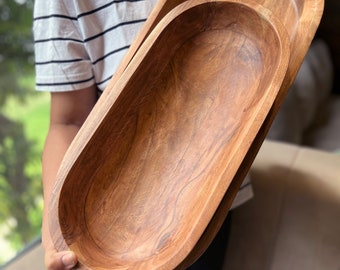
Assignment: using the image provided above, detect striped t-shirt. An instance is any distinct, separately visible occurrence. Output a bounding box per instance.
[34,0,158,91]
[33,0,253,208]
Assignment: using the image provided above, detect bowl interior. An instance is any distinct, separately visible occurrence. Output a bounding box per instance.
[56,1,288,269]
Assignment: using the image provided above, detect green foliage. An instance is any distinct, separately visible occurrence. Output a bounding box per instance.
[0,0,35,106]
[0,0,46,263]
[0,114,43,249]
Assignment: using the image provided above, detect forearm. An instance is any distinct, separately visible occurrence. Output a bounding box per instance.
[41,123,80,250]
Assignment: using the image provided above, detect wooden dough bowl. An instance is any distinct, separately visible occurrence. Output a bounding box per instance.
[49,0,290,269]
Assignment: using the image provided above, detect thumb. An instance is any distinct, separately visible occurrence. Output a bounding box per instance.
[46,250,77,270]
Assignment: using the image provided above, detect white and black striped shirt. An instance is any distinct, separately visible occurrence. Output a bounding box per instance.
[34,0,157,92]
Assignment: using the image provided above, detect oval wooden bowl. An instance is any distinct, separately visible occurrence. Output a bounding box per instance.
[49,0,290,269]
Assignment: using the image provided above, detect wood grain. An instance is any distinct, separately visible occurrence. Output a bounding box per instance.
[106,0,324,268]
[49,0,290,269]
[47,1,322,269]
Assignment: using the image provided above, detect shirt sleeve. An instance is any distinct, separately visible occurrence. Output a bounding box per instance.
[33,0,95,92]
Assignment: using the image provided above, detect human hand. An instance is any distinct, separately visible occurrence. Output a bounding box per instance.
[45,248,78,270]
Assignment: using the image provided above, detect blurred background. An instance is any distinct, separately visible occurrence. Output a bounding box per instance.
[0,0,339,268]
[0,0,48,265]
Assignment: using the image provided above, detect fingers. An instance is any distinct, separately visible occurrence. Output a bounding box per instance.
[45,249,77,270]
